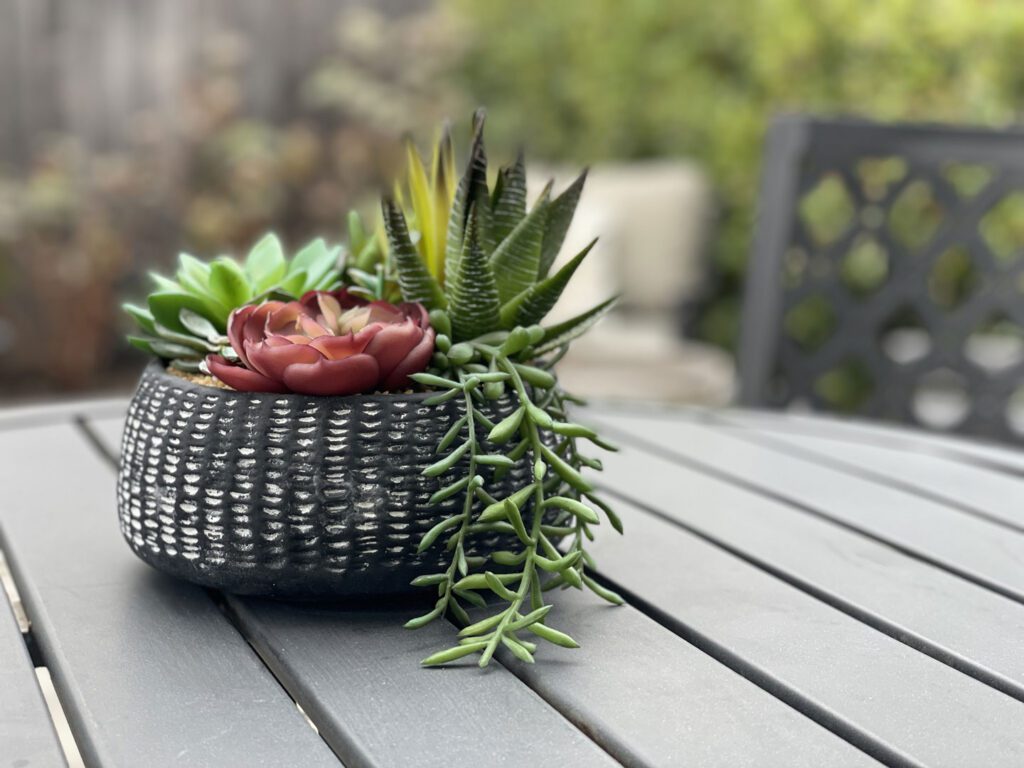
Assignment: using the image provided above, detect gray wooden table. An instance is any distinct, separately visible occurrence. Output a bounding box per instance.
[3,398,1024,767]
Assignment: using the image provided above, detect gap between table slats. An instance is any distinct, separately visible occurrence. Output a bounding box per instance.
[707,414,1024,533]
[585,412,1024,704]
[587,409,1024,606]
[0,546,66,767]
[707,407,1024,477]
[0,418,344,768]
[577,492,1024,767]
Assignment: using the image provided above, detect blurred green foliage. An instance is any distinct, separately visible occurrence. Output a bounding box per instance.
[450,0,1024,349]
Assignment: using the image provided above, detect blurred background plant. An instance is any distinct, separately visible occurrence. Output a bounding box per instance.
[5,0,1024,400]
[0,0,461,397]
[449,0,1024,349]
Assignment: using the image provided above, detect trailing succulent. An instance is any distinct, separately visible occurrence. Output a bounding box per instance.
[379,110,623,667]
[124,234,343,371]
[123,110,622,668]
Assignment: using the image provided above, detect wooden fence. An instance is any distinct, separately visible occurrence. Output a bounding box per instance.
[0,0,424,168]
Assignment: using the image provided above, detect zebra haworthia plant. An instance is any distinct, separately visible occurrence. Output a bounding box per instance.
[383,110,623,668]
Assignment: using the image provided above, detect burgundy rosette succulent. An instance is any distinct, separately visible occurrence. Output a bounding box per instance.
[206,290,435,395]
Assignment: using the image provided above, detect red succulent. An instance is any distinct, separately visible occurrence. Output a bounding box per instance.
[206,290,435,395]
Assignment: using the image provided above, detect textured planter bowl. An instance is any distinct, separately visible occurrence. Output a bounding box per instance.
[117,361,536,598]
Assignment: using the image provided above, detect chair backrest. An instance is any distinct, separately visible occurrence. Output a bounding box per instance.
[739,115,1024,444]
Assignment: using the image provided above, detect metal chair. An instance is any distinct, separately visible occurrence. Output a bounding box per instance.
[739,115,1024,444]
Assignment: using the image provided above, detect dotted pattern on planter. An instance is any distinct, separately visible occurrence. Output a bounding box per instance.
[117,363,542,597]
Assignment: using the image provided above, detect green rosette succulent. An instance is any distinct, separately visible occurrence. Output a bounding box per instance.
[124,234,343,371]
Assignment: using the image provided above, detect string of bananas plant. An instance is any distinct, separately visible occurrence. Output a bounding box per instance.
[380,110,623,667]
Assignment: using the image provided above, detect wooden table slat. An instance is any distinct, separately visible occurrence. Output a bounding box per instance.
[586,412,1024,701]
[0,422,342,768]
[88,413,878,768]
[227,598,619,768]
[712,408,1024,475]
[588,411,1024,604]
[0,582,66,767]
[585,498,1024,767]
[716,425,1024,532]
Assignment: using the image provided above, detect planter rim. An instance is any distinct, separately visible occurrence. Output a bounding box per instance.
[145,359,439,405]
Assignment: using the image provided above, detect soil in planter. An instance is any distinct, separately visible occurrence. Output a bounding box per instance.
[166,367,232,390]
[165,364,417,395]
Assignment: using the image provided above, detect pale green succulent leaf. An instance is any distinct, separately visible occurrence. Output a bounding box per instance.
[122,303,156,335]
[152,323,218,351]
[178,309,223,342]
[290,238,341,291]
[244,233,288,293]
[177,253,211,285]
[148,291,225,335]
[149,272,181,293]
[278,268,309,297]
[209,257,252,308]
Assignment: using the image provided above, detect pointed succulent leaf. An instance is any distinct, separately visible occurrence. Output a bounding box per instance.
[431,126,456,276]
[175,253,214,297]
[488,183,551,303]
[382,198,446,309]
[538,168,588,278]
[244,234,287,293]
[149,272,182,293]
[445,110,489,284]
[499,238,597,328]
[178,309,222,342]
[209,257,252,308]
[534,295,618,355]
[490,151,527,246]
[290,238,340,289]
[148,291,226,334]
[152,322,217,351]
[404,137,444,279]
[278,268,309,297]
[148,339,206,359]
[127,336,158,356]
[122,303,157,335]
[447,207,501,340]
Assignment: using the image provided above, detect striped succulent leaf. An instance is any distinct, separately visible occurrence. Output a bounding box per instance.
[445,109,490,284]
[447,207,501,340]
[498,238,597,328]
[538,168,588,278]
[488,182,551,304]
[489,150,527,246]
[382,198,447,310]
[532,295,619,355]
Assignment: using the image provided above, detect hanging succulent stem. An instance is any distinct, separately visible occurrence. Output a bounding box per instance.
[408,327,624,668]
[380,112,624,666]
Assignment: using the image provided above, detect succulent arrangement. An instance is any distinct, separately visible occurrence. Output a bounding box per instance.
[124,110,621,668]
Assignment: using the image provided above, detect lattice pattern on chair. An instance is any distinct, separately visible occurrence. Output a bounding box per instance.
[739,116,1024,444]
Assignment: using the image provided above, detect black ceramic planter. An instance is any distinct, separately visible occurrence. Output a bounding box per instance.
[117,362,535,598]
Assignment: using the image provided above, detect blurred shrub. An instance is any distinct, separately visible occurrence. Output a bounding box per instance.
[449,0,1024,349]
[0,4,459,395]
